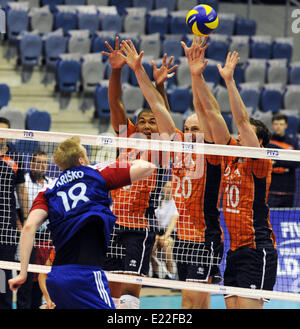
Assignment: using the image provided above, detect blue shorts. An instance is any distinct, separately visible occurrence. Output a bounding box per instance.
[46,264,115,309]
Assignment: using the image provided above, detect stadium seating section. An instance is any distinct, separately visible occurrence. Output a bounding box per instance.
[0,0,299,136]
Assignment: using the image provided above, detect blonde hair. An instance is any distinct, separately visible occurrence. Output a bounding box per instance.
[53,136,85,170]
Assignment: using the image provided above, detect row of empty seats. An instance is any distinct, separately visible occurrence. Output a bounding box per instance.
[5,3,256,40]
[1,0,219,12]
[0,106,51,131]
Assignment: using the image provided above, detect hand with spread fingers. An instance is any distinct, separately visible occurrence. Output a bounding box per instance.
[217,51,240,83]
[152,53,179,86]
[120,39,144,72]
[181,35,210,76]
[102,36,126,69]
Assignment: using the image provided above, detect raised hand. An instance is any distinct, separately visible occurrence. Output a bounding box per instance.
[102,36,126,69]
[152,53,179,86]
[120,39,144,72]
[217,51,240,82]
[181,35,209,76]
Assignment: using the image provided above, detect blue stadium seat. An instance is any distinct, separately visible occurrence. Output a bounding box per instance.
[18,33,42,66]
[146,8,169,36]
[110,0,132,15]
[162,35,183,59]
[234,16,256,36]
[92,31,115,57]
[239,83,260,112]
[260,84,283,113]
[169,11,189,35]
[286,114,299,136]
[44,34,67,67]
[215,13,235,36]
[6,7,29,40]
[202,62,221,86]
[289,62,300,85]
[54,11,77,35]
[221,113,232,133]
[133,0,154,12]
[168,87,192,113]
[206,35,228,62]
[250,36,272,59]
[0,84,10,108]
[15,140,40,154]
[201,0,219,11]
[26,108,51,131]
[77,11,100,35]
[233,64,245,86]
[272,37,293,62]
[94,82,111,118]
[65,0,85,4]
[56,59,81,93]
[41,0,63,12]
[154,0,176,12]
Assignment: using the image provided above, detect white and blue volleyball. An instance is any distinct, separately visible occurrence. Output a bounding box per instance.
[186,4,219,36]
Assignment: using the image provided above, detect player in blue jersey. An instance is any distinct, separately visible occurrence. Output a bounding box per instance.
[8,136,155,309]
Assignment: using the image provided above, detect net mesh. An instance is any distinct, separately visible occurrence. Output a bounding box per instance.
[0,128,300,303]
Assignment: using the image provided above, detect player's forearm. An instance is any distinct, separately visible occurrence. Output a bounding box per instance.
[19,223,36,277]
[155,82,171,113]
[224,78,249,127]
[134,66,176,138]
[108,68,127,132]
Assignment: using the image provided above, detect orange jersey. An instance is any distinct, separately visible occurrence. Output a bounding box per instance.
[222,138,276,251]
[172,131,223,243]
[111,119,158,229]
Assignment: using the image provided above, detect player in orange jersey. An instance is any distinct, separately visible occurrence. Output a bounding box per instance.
[186,40,278,309]
[102,37,177,309]
[164,37,223,309]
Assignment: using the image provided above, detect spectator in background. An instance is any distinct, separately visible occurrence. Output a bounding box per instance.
[0,117,29,309]
[268,113,299,208]
[16,151,54,309]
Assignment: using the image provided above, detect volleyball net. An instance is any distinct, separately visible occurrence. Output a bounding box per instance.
[0,128,300,303]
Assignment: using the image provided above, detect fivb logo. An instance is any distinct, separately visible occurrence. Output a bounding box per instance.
[0,9,4,33]
[292,9,300,33]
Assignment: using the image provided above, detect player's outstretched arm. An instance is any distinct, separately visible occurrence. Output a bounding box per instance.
[102,36,127,134]
[182,37,230,145]
[218,52,260,147]
[152,53,178,113]
[129,159,156,183]
[9,208,48,291]
[120,40,176,139]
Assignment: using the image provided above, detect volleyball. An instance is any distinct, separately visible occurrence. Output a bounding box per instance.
[186,4,219,36]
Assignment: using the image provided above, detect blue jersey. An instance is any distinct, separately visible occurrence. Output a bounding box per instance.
[44,165,117,254]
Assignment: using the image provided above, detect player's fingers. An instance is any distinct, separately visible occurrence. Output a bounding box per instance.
[166,56,174,68]
[104,41,114,53]
[168,64,179,73]
[115,36,120,50]
[162,53,167,66]
[101,51,110,57]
